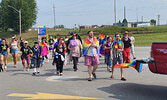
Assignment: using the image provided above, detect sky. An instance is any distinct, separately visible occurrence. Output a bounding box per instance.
[1,0,167,28]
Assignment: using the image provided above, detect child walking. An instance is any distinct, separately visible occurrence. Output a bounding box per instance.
[31,41,42,76]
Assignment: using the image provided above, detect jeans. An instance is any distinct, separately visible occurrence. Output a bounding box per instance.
[72,57,78,70]
[105,54,112,67]
[33,58,41,68]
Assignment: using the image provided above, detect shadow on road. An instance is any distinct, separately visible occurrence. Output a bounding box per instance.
[98,83,167,100]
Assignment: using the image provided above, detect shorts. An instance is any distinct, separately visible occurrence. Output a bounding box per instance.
[85,56,99,66]
[113,56,123,66]
[1,51,8,56]
[11,49,19,55]
[22,55,31,65]
[105,54,112,67]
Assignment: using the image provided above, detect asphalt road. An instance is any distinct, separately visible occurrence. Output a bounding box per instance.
[0,47,167,100]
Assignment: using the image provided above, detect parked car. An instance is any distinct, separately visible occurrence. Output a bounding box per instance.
[148,42,167,75]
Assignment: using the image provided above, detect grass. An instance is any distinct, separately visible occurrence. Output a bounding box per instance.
[134,32,167,46]
[1,26,167,47]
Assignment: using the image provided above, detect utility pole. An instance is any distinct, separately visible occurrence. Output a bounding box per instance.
[53,4,56,30]
[136,8,138,22]
[19,9,21,37]
[141,16,143,22]
[124,6,126,19]
[158,14,160,26]
[114,0,116,25]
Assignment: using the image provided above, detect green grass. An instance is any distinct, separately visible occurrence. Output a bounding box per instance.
[1,26,167,47]
[134,33,167,46]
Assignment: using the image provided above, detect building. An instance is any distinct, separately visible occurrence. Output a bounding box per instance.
[116,19,155,27]
[79,25,99,29]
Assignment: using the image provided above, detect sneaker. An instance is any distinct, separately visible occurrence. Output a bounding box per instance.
[74,68,78,72]
[109,69,112,72]
[92,73,97,79]
[32,72,36,76]
[56,71,59,75]
[121,77,127,81]
[37,72,40,74]
[26,68,30,71]
[133,57,136,60]
[88,77,92,81]
[60,73,63,76]
[4,66,7,69]
[110,75,114,79]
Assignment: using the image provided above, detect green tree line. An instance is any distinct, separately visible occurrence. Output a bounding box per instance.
[0,0,37,32]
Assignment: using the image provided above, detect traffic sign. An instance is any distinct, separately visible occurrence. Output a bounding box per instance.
[38,28,46,36]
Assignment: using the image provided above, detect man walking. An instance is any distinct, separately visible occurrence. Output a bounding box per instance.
[111,33,126,81]
[83,31,99,81]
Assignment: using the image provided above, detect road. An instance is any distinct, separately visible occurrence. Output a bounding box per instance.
[0,47,167,100]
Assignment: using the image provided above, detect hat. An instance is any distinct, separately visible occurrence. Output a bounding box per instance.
[12,35,16,39]
[34,41,38,44]
[124,31,129,34]
[24,41,28,44]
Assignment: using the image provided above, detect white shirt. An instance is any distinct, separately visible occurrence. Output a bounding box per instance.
[130,36,135,41]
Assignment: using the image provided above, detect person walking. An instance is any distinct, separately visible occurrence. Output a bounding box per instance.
[0,39,9,69]
[40,38,49,65]
[83,31,99,81]
[68,33,82,71]
[122,33,132,63]
[31,41,42,76]
[48,36,54,51]
[20,41,31,71]
[128,32,136,59]
[104,37,113,72]
[53,37,66,76]
[111,33,126,81]
[9,36,20,68]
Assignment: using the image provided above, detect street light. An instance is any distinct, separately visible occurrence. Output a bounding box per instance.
[8,5,21,38]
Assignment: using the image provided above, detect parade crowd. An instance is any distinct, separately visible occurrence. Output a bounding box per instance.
[0,31,136,81]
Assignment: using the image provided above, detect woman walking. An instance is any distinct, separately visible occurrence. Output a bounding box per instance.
[9,36,20,68]
[104,37,113,72]
[0,39,9,69]
[128,32,136,59]
[20,41,31,71]
[40,38,49,65]
[122,33,132,63]
[68,33,82,71]
[53,37,66,76]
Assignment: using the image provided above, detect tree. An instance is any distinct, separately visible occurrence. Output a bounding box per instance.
[150,19,156,26]
[0,0,37,32]
[122,18,128,23]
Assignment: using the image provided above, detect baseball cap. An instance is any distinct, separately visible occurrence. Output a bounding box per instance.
[24,41,28,44]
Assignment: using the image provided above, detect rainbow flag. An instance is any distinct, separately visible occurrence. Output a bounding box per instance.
[99,34,105,40]
[114,60,136,68]
[82,37,99,56]
[114,60,148,73]
[99,38,106,56]
[40,43,48,48]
